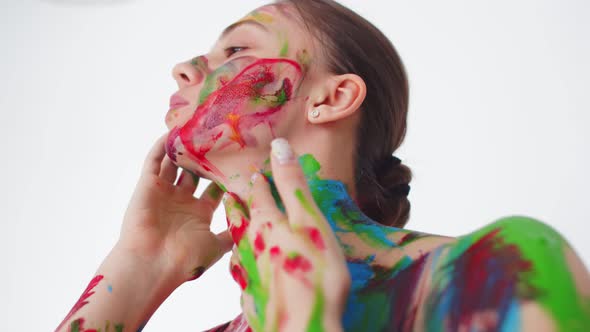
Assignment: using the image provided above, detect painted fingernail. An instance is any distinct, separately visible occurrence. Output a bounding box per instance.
[271,138,295,164]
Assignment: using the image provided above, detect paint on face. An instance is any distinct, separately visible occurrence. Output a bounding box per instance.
[167,58,303,179]
[239,9,275,25]
[279,39,289,57]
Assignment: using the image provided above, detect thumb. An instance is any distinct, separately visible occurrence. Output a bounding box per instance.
[216,230,234,253]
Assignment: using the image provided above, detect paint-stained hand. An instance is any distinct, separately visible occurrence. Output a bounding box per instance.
[119,132,233,286]
[223,138,350,332]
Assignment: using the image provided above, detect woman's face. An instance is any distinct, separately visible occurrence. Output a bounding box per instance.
[166,4,317,181]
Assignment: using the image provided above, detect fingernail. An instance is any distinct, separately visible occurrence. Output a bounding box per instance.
[271,138,295,164]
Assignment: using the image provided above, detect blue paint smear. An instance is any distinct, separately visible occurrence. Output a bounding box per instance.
[500,299,520,332]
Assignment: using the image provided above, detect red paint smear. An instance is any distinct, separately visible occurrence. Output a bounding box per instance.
[230,216,250,245]
[172,58,302,180]
[269,246,281,259]
[227,192,249,244]
[399,232,421,246]
[230,263,248,290]
[305,227,325,250]
[55,275,104,332]
[283,254,312,274]
[254,232,266,257]
[439,228,535,331]
[165,126,181,162]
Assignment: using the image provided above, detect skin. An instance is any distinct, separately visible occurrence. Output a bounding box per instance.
[56,3,590,332]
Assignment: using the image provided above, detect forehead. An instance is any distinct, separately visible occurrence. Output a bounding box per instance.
[238,4,298,25]
[229,4,310,48]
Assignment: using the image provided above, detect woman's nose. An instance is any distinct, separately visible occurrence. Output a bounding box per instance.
[172,58,205,89]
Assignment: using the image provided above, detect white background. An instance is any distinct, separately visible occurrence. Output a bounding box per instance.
[1,0,588,330]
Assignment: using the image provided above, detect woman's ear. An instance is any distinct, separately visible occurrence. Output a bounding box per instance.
[307,74,367,124]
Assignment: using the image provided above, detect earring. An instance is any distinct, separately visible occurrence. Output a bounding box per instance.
[310,109,320,118]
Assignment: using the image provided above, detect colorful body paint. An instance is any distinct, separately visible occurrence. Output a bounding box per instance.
[210,155,590,331]
[167,58,302,180]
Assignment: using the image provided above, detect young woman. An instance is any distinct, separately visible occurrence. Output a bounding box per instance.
[55,1,590,331]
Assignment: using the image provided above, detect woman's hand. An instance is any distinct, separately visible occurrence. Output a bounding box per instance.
[119,132,233,285]
[223,138,351,332]
[56,133,233,332]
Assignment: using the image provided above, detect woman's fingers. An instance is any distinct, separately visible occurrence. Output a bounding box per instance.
[215,229,234,254]
[198,181,224,212]
[223,192,250,245]
[176,168,199,194]
[142,133,168,175]
[269,138,325,230]
[160,154,178,183]
[248,172,287,228]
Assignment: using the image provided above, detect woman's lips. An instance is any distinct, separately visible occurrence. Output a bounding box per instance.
[169,94,190,111]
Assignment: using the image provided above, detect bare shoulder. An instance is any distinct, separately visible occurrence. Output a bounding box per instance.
[421,216,590,331]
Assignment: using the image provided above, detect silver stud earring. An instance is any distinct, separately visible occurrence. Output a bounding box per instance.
[311,109,320,118]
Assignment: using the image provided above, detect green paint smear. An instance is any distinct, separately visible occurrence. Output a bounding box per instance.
[208,183,223,201]
[295,188,321,221]
[198,67,232,105]
[215,180,228,193]
[199,73,218,105]
[70,320,81,332]
[352,292,389,331]
[300,154,321,180]
[238,239,268,331]
[306,286,326,332]
[454,216,590,331]
[279,40,289,57]
[276,87,288,105]
[286,251,300,260]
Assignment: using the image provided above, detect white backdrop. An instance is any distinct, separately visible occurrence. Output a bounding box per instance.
[1,0,588,330]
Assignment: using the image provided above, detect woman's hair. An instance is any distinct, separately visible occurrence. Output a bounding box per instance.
[277,0,412,228]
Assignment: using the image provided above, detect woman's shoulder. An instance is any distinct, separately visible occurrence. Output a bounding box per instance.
[423,215,590,331]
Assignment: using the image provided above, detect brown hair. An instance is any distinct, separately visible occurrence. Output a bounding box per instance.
[278,0,412,227]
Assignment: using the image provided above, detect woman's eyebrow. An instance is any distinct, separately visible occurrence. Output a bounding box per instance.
[220,19,269,39]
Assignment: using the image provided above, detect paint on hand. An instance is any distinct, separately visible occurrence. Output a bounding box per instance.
[56,275,104,332]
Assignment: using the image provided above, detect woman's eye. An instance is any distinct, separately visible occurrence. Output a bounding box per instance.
[224,46,248,57]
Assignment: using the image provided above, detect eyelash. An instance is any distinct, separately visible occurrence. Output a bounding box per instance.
[224,46,249,57]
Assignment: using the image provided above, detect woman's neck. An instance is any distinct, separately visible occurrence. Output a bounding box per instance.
[215,153,416,265]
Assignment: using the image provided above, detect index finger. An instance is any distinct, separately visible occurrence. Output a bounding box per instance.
[198,181,225,213]
[269,138,329,234]
[142,132,169,175]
